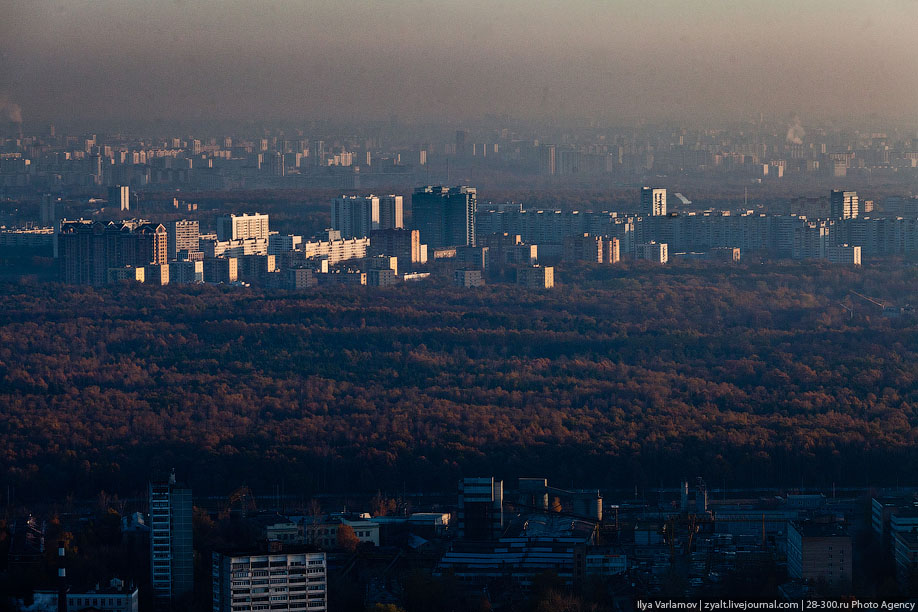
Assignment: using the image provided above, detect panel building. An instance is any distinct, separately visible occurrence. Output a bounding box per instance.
[830,190,859,220]
[368,228,426,271]
[216,213,270,241]
[331,195,380,239]
[411,186,477,249]
[562,234,619,264]
[149,472,193,603]
[641,187,667,216]
[825,244,861,265]
[455,269,485,288]
[378,195,404,231]
[301,236,370,265]
[637,241,668,263]
[539,144,556,176]
[516,265,554,289]
[41,193,62,227]
[109,185,130,211]
[203,257,239,283]
[212,550,327,612]
[167,220,200,260]
[787,521,851,590]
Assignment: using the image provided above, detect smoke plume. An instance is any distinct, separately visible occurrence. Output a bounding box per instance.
[786,116,805,144]
[0,96,23,123]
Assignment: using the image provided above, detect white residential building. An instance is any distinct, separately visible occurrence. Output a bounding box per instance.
[212,551,327,612]
[301,237,370,265]
[216,213,270,241]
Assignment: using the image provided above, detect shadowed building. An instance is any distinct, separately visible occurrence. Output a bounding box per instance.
[149,471,193,603]
[641,187,667,216]
[458,477,503,540]
[830,190,859,219]
[411,186,477,249]
[58,219,167,285]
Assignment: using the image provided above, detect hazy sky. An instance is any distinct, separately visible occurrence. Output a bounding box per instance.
[2,0,917,124]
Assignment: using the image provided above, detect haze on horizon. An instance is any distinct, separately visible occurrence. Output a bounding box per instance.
[2,0,917,126]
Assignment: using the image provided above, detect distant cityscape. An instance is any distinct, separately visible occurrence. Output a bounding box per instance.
[3,120,918,290]
[3,121,918,608]
[5,0,918,607]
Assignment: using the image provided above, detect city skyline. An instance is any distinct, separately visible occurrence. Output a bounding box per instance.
[6,2,918,606]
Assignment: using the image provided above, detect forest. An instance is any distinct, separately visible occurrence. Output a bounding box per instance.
[2,259,918,501]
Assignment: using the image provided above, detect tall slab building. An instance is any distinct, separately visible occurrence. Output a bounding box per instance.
[411,186,477,249]
[149,471,193,603]
[641,187,667,216]
[830,190,859,219]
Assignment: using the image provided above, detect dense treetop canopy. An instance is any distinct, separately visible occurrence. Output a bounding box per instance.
[2,260,917,500]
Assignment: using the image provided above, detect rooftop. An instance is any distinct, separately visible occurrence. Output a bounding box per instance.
[791,521,849,538]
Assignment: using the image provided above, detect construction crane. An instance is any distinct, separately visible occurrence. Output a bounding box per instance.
[850,291,885,310]
[850,291,903,317]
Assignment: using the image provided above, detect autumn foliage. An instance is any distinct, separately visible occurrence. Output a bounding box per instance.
[1,259,918,501]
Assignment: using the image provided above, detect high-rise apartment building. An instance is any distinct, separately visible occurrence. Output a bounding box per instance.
[331,195,380,239]
[455,130,468,156]
[58,220,167,285]
[167,220,200,260]
[379,195,404,230]
[109,185,130,211]
[793,222,830,260]
[830,190,859,219]
[368,228,425,272]
[212,550,327,612]
[331,195,404,239]
[458,477,503,540]
[135,223,169,266]
[311,140,325,167]
[41,194,61,228]
[562,234,619,264]
[170,259,204,283]
[641,187,667,216]
[149,472,193,603]
[216,213,270,241]
[203,257,239,283]
[539,145,557,176]
[411,186,477,249]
